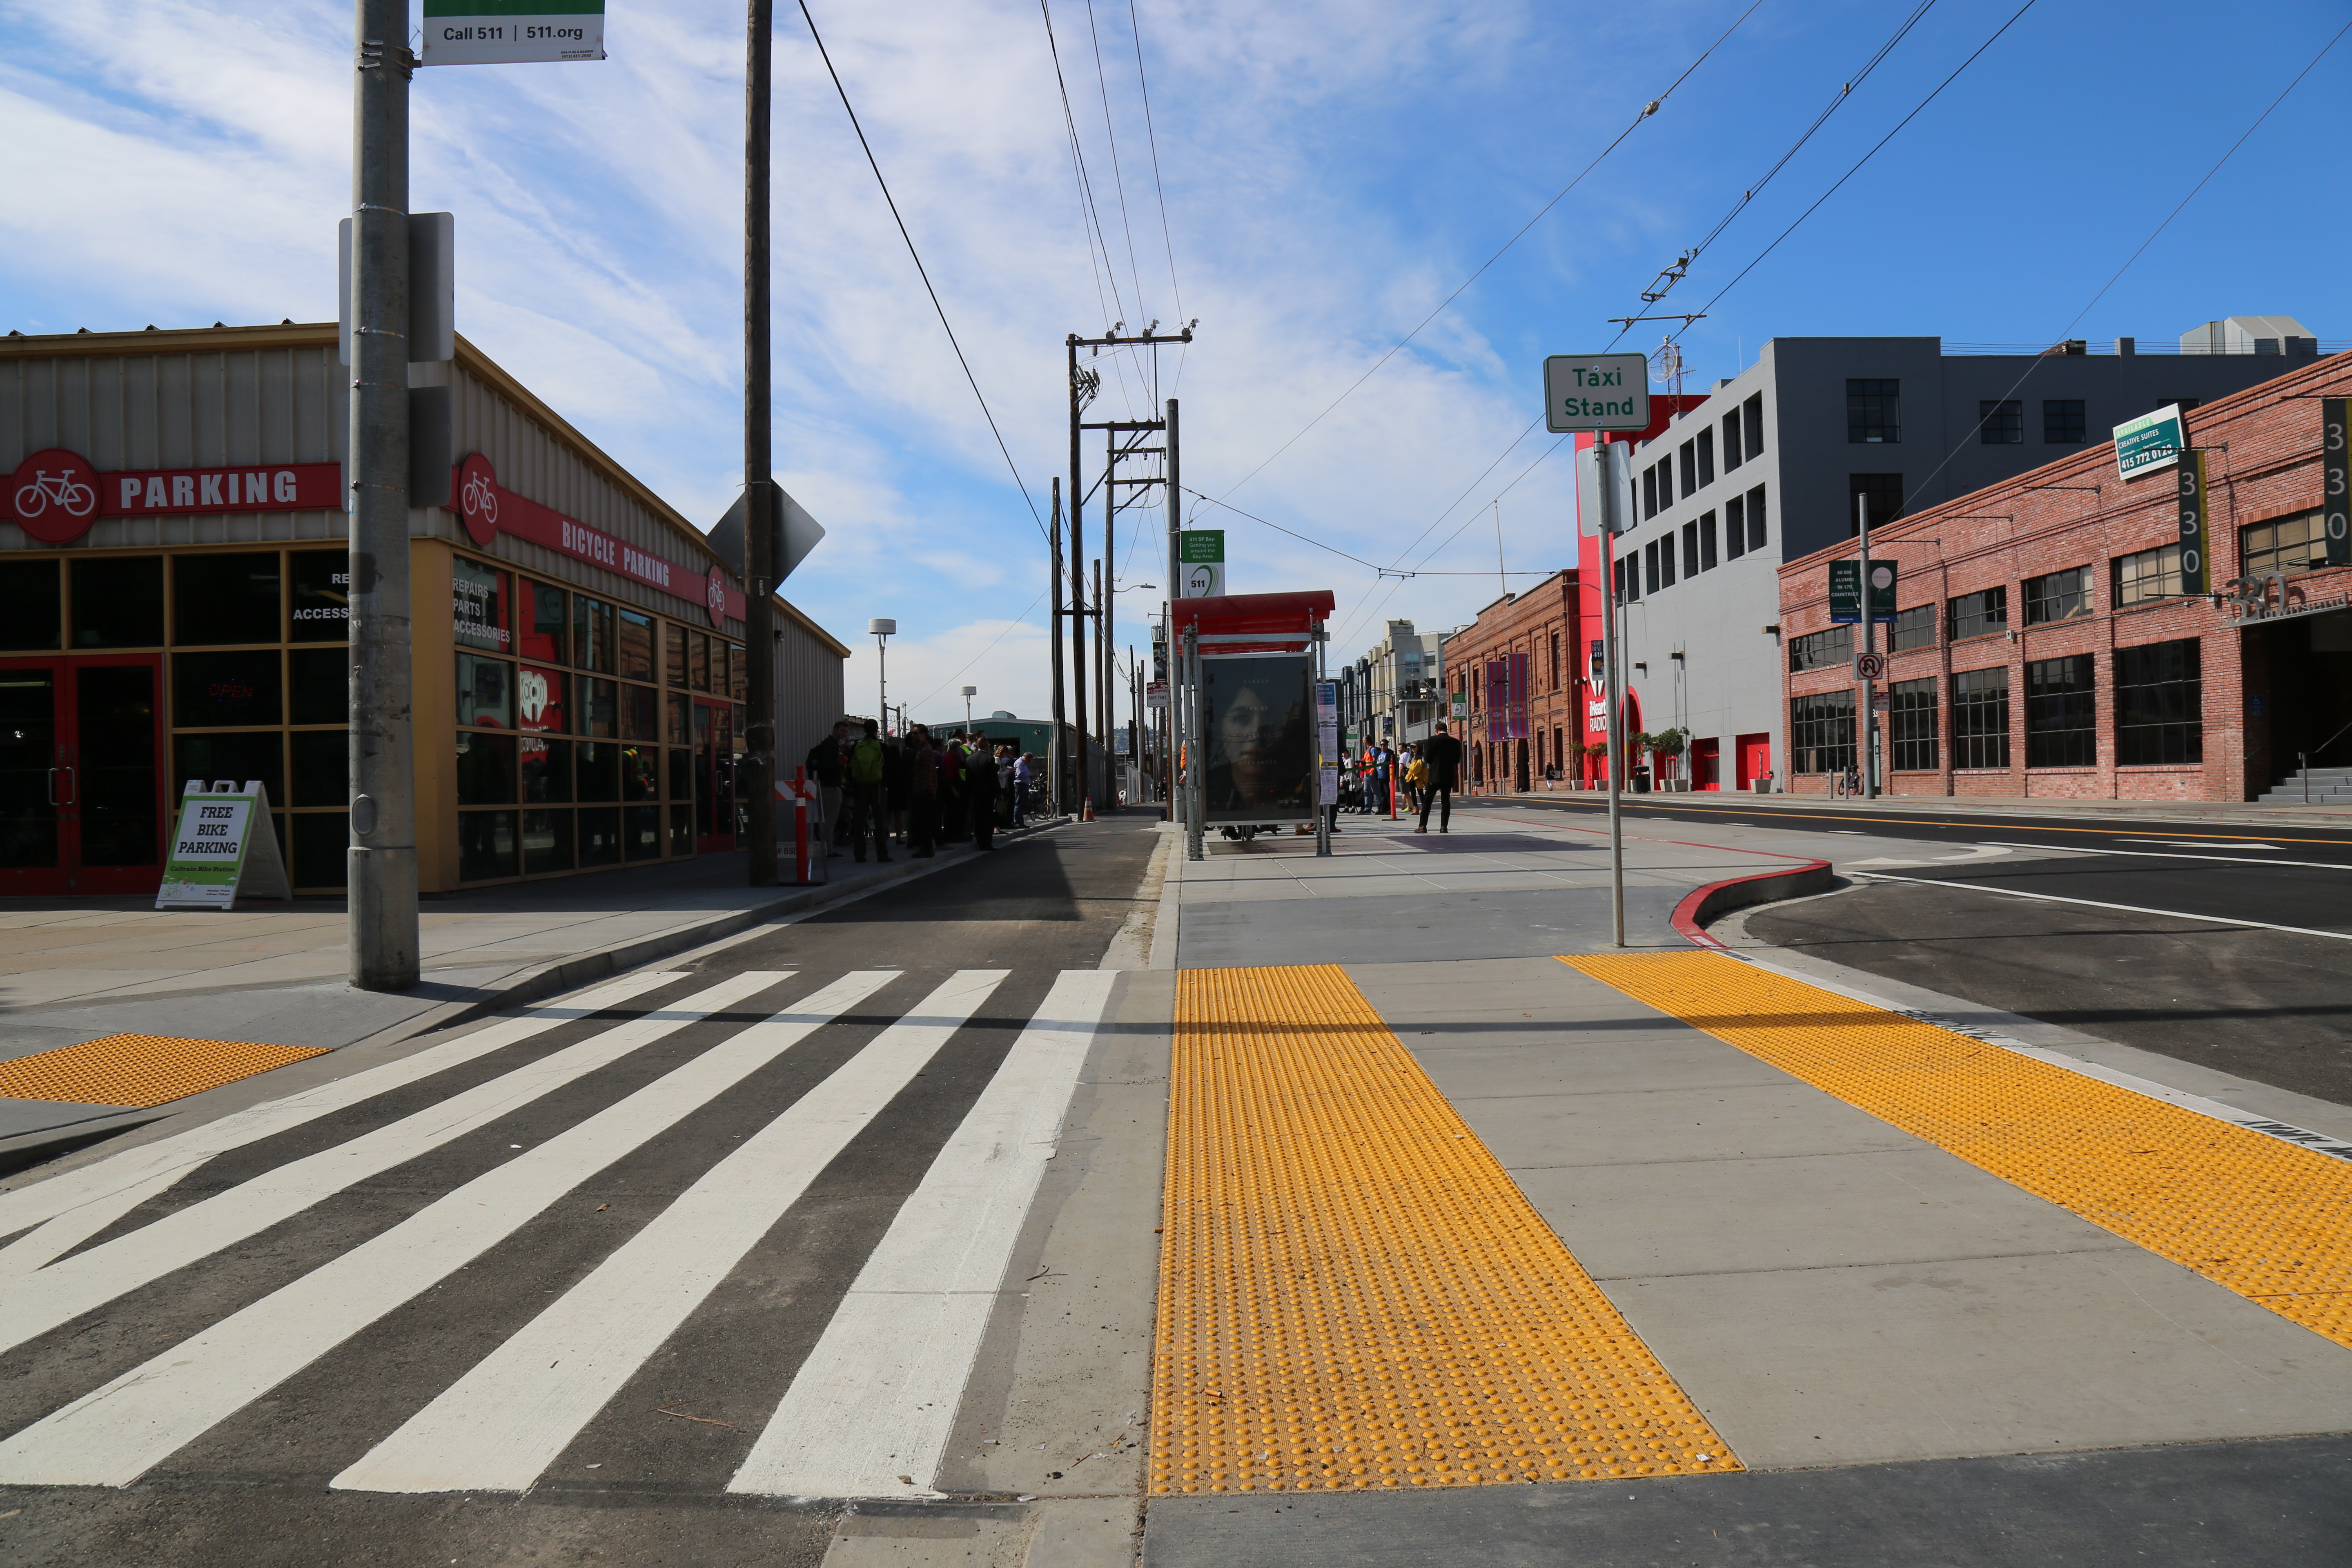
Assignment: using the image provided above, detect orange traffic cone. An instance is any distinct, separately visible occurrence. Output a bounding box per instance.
[1081,797,1096,821]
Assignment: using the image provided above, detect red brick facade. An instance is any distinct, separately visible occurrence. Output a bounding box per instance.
[1779,355,2352,802]
[1448,571,1599,793]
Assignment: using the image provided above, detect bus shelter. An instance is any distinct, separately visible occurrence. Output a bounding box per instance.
[1167,590,1336,860]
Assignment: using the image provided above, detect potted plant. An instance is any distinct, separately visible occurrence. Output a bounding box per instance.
[1648,727,1690,792]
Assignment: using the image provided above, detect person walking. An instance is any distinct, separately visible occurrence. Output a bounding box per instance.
[1404,748,1430,815]
[1011,751,1034,825]
[845,718,891,862]
[1418,722,1462,834]
[904,726,939,858]
[963,737,1000,851]
[804,720,850,856]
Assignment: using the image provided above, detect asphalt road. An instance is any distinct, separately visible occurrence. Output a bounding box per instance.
[0,817,1161,1568]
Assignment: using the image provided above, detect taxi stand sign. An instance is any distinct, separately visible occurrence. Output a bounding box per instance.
[421,0,606,64]
[156,782,293,910]
[1544,354,1650,433]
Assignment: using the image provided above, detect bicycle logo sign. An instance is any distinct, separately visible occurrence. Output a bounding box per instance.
[455,452,501,546]
[707,563,728,628]
[9,448,102,543]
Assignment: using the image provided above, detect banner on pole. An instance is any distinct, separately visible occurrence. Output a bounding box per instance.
[421,1,607,65]
[156,781,292,910]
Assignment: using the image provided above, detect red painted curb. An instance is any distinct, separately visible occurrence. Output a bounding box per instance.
[1670,860,1834,950]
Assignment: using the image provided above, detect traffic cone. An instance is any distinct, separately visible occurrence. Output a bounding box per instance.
[1081,797,1096,821]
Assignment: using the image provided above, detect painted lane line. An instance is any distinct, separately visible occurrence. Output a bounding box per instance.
[1848,870,2352,944]
[2116,839,2282,850]
[329,968,998,1495]
[1978,840,2350,871]
[0,970,681,1245]
[728,970,1118,1499]
[0,972,775,1361]
[1724,951,2352,1169]
[0,967,859,1489]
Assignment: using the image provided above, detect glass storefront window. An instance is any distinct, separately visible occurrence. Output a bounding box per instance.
[573,596,615,672]
[668,804,693,856]
[521,735,571,802]
[519,666,566,733]
[664,623,688,688]
[620,683,659,741]
[575,739,621,801]
[578,806,622,866]
[668,746,692,801]
[72,556,164,648]
[174,552,281,646]
[728,642,746,702]
[458,810,517,881]
[523,808,572,875]
[625,804,663,861]
[291,811,349,889]
[581,677,617,737]
[289,552,350,642]
[173,731,284,802]
[519,579,567,664]
[456,731,517,804]
[618,609,656,682]
[290,729,347,807]
[289,647,347,726]
[688,630,709,692]
[457,653,514,728]
[665,692,688,746]
[0,559,62,650]
[173,650,283,728]
[621,743,659,802]
[453,558,510,653]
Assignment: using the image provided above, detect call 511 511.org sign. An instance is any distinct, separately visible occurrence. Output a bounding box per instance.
[2113,403,2185,480]
[422,0,606,64]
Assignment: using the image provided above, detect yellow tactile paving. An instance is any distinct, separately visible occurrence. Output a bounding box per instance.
[1564,951,2352,1351]
[0,1034,326,1109]
[1153,964,1737,1496]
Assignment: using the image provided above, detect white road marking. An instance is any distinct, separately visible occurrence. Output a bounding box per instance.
[2115,839,2283,850]
[0,971,680,1249]
[0,970,780,1374]
[0,967,835,1489]
[1847,871,2352,944]
[729,969,1119,1499]
[1979,840,2347,871]
[328,968,999,1494]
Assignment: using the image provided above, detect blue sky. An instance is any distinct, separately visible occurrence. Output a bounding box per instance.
[4,0,2346,725]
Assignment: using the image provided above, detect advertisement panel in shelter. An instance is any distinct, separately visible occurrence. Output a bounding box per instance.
[1201,654,1313,823]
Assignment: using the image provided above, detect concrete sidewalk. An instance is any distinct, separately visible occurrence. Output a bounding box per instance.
[0,823,1061,1162]
[1459,782,2352,829]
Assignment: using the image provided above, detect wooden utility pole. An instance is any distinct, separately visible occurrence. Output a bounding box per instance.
[742,0,778,884]
[1067,336,1089,813]
[1048,477,1067,816]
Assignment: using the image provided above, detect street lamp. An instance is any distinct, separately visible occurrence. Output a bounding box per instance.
[869,619,895,734]
[961,684,977,735]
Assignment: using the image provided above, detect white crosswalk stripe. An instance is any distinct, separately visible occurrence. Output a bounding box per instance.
[329,968,1001,1494]
[0,969,681,1272]
[0,966,1122,1500]
[0,971,758,1359]
[730,969,1118,1498]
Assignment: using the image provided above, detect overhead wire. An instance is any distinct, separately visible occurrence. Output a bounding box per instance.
[1039,0,1144,417]
[1124,0,1188,394]
[1083,0,1152,332]
[796,0,1048,543]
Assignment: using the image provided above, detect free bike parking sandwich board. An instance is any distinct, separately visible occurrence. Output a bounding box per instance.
[156,782,293,911]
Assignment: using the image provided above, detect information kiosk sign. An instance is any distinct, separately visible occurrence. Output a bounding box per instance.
[156,782,293,910]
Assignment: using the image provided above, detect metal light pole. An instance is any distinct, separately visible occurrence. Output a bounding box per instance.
[742,0,780,887]
[1857,492,1879,800]
[348,0,419,991]
[962,684,977,734]
[1597,439,1628,948]
[870,618,895,727]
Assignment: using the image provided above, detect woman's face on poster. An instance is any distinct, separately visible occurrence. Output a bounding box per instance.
[1217,683,1276,796]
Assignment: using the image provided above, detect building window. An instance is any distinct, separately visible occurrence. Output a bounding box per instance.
[1848,473,1904,532]
[1978,399,2023,444]
[1697,429,1715,488]
[1617,554,1638,603]
[1549,633,1560,689]
[2044,399,2087,444]
[1790,690,1855,775]
[2116,639,2202,764]
[1643,541,1659,596]
[2023,566,2092,625]
[1948,586,2008,641]
[1722,411,1743,471]
[2241,509,2325,577]
[1742,394,1764,461]
[2114,543,2187,607]
[1682,521,1699,578]
[1745,484,1767,552]
[1679,441,1697,500]
[1890,604,1936,652]
[1788,625,1852,673]
[1951,667,2010,769]
[1847,378,1900,443]
[1724,496,1746,561]
[2025,655,2096,767]
[1699,511,1718,571]
[1889,677,1937,771]
[1642,465,1659,520]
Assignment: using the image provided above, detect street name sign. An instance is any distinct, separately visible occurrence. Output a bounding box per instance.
[1179,529,1225,598]
[2114,403,2185,481]
[422,0,606,65]
[156,782,292,910]
[1827,559,1898,624]
[1543,354,1650,433]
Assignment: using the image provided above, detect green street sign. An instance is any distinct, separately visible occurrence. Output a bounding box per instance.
[1178,530,1224,563]
[422,0,607,65]
[1828,559,1897,624]
[2114,403,2185,480]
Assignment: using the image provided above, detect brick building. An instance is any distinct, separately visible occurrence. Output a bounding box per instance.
[1445,570,1595,793]
[1778,353,2351,802]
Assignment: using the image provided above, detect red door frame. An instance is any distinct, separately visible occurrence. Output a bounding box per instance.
[1691,737,1720,791]
[0,652,167,897]
[1735,731,1771,792]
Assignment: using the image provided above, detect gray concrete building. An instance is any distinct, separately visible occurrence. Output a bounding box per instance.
[1605,321,2327,791]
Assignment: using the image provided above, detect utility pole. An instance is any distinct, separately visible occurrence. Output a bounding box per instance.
[1048,477,1067,817]
[742,0,779,886]
[348,0,419,991]
[1596,439,1627,948]
[1164,397,1180,826]
[1857,491,1878,800]
[1067,336,1089,814]
[1094,558,1107,807]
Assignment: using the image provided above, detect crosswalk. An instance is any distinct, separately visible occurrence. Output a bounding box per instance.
[0,965,1120,1498]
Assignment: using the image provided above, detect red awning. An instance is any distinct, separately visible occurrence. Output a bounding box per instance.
[1167,590,1336,635]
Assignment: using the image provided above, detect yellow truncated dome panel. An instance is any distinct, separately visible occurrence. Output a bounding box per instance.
[1153,964,1736,1496]
[0,1035,327,1109]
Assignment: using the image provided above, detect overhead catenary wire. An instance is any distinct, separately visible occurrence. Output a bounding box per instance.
[796,0,1048,543]
[909,587,1051,713]
[1125,0,1186,394]
[1039,0,1145,417]
[1082,0,1152,336]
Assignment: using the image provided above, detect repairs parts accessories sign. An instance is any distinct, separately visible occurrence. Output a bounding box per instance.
[156,782,293,910]
[9,447,341,544]
[1543,354,1650,433]
[422,0,605,64]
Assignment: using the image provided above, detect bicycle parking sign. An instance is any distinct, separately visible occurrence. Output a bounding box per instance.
[8,448,100,543]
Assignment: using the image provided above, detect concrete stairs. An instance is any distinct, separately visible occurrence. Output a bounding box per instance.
[2258,765,2352,804]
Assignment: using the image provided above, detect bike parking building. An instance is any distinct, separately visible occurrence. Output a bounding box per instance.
[2,320,846,897]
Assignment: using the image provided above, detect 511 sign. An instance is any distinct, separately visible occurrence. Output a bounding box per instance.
[422,1,606,65]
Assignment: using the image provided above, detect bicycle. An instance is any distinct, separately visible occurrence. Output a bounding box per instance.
[461,471,499,526]
[14,468,96,523]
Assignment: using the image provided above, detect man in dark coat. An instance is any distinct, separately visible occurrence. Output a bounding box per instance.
[1417,722,1463,834]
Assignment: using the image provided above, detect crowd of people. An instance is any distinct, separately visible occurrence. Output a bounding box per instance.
[801,718,1042,862]
[1328,721,1464,834]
